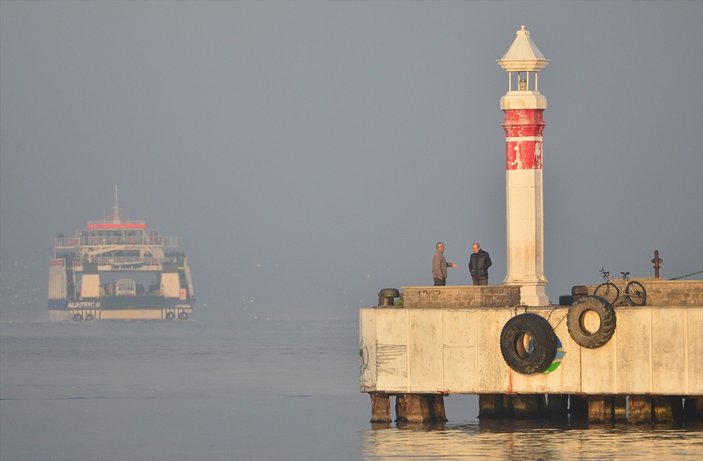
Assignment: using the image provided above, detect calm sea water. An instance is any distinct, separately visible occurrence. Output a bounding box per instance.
[1,316,702,461]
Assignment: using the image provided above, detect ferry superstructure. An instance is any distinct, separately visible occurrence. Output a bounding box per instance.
[48,190,195,321]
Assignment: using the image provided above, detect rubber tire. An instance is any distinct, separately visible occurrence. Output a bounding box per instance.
[500,313,558,375]
[178,311,188,320]
[559,295,573,306]
[594,282,619,305]
[625,281,646,306]
[72,313,83,322]
[571,285,589,296]
[566,296,616,349]
[85,313,94,321]
[165,312,175,320]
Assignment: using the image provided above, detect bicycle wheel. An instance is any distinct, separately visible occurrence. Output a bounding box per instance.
[625,281,646,306]
[594,282,619,305]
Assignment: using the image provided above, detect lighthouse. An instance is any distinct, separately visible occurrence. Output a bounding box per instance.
[498,26,550,306]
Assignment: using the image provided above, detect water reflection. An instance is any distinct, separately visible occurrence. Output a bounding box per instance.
[361,420,703,460]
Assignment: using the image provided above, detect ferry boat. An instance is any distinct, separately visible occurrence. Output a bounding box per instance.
[48,189,195,321]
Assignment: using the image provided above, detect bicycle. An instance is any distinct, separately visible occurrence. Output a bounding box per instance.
[594,268,647,306]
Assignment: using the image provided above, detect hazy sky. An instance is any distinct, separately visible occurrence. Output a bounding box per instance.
[1,1,701,321]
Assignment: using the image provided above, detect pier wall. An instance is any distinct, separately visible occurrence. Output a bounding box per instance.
[401,285,521,308]
[360,302,703,396]
[587,279,703,306]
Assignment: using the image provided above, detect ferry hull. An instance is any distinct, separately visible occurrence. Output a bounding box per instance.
[48,298,194,321]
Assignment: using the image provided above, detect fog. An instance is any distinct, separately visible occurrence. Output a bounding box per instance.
[1,1,701,321]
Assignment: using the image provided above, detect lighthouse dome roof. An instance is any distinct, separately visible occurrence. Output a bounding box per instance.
[498,25,550,72]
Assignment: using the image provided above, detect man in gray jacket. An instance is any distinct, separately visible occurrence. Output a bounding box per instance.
[432,242,457,286]
[469,242,492,285]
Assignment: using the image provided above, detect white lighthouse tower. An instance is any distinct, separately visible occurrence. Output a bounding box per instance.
[498,26,550,306]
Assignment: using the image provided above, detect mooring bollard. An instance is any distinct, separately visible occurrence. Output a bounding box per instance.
[377,288,400,307]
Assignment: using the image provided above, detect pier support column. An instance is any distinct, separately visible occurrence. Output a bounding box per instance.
[426,395,448,423]
[479,394,509,418]
[684,396,703,421]
[628,396,653,424]
[511,395,545,419]
[652,397,674,423]
[369,392,391,423]
[587,395,613,423]
[570,395,588,420]
[670,397,684,422]
[395,394,432,424]
[547,394,568,416]
[613,396,628,423]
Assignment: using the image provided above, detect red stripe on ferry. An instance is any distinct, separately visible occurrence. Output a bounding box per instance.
[87,223,147,230]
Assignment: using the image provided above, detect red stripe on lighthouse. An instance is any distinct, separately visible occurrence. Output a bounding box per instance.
[503,109,545,170]
[506,140,543,170]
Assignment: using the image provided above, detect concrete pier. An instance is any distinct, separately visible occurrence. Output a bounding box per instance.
[360,282,703,424]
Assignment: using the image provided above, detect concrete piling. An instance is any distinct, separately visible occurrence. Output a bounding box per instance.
[426,395,448,422]
[587,395,613,423]
[628,396,653,424]
[511,395,545,419]
[395,394,432,424]
[396,394,444,424]
[478,394,508,418]
[369,392,391,423]
[613,396,628,423]
[370,392,702,424]
[570,395,588,420]
[652,397,674,423]
[547,394,568,415]
[480,394,550,419]
[684,396,703,420]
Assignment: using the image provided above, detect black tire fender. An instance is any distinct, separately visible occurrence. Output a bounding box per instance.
[178,311,188,320]
[500,313,558,374]
[566,295,616,348]
[165,312,176,320]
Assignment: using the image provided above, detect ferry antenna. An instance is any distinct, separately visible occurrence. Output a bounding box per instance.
[112,185,120,223]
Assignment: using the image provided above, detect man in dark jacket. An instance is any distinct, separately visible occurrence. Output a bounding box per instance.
[469,242,491,285]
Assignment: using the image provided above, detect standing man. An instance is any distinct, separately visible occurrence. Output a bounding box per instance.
[432,242,457,286]
[469,242,492,285]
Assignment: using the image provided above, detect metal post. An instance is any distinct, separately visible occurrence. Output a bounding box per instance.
[651,250,662,279]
